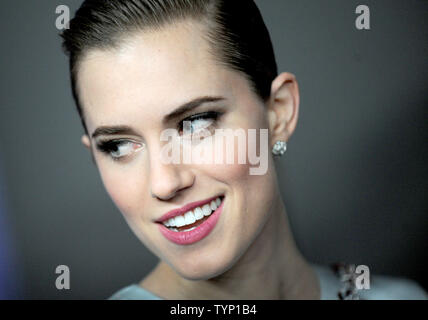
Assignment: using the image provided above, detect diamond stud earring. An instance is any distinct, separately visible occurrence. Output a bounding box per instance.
[272,141,287,156]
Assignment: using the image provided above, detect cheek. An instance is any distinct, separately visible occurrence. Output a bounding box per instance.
[97,162,146,219]
[200,135,276,221]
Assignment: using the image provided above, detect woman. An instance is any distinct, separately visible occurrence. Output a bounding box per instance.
[60,0,427,299]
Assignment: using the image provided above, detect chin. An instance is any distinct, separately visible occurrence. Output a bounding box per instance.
[171,249,237,281]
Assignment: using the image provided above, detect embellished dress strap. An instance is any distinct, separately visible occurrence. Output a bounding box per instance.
[330,262,362,300]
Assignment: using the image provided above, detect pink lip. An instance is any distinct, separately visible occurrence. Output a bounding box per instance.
[156,195,222,223]
[158,197,224,245]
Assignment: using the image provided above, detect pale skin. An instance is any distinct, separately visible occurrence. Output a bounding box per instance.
[78,20,320,299]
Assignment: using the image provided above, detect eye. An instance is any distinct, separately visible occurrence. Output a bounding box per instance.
[96,139,143,161]
[178,111,221,136]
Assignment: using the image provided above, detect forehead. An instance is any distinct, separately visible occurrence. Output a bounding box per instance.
[77,21,245,134]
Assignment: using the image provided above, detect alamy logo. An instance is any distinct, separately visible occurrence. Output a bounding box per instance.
[55,265,70,290]
[55,5,70,30]
[355,5,371,30]
[159,121,269,175]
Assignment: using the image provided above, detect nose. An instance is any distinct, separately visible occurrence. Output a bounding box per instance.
[149,148,194,201]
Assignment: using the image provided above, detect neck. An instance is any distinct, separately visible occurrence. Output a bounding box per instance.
[142,195,320,299]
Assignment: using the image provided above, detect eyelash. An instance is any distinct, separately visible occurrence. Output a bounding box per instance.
[96,110,223,162]
[178,111,221,134]
[95,139,140,162]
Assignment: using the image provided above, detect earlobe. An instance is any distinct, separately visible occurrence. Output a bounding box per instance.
[81,134,91,149]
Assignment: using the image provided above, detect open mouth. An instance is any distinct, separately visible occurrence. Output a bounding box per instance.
[160,195,224,232]
[156,194,225,245]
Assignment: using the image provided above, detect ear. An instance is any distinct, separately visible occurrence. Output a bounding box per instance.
[81,134,98,166]
[81,134,91,149]
[266,72,300,146]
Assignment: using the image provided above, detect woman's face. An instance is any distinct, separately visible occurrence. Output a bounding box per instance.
[77,21,278,280]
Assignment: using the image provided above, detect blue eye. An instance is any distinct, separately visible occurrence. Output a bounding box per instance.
[179,111,221,135]
[96,139,143,161]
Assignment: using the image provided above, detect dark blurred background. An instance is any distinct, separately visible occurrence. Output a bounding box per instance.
[0,0,426,299]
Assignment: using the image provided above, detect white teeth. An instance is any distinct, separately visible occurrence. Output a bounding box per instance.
[202,204,211,216]
[194,207,204,220]
[174,215,185,227]
[184,211,196,225]
[162,196,223,229]
[182,226,196,232]
[167,218,176,227]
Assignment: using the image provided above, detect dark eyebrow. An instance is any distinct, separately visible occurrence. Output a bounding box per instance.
[92,125,139,139]
[162,96,226,125]
[91,96,225,139]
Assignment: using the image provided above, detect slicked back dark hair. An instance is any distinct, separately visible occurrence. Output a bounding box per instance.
[60,0,278,135]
